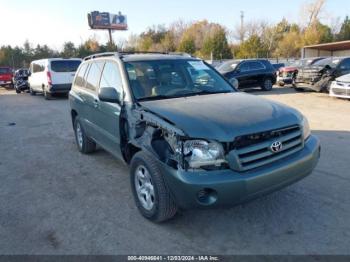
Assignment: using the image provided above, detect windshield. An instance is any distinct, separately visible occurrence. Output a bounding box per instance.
[50,60,81,72]
[216,60,239,72]
[313,58,340,68]
[0,68,11,74]
[125,59,234,101]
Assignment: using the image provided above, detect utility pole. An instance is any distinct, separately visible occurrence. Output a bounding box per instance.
[240,11,244,43]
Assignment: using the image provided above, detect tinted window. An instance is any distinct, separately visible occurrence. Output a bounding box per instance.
[0,68,11,74]
[239,62,250,72]
[85,62,104,91]
[51,60,81,72]
[100,62,123,94]
[74,63,88,87]
[125,59,234,100]
[250,61,265,70]
[339,59,350,70]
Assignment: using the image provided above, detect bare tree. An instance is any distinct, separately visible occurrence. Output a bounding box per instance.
[300,0,327,27]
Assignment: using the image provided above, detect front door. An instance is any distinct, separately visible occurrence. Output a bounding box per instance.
[93,61,123,160]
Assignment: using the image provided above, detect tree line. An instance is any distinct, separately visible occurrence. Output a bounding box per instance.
[1,0,350,68]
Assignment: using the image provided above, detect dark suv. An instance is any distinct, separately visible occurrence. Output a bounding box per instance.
[69,52,320,222]
[216,59,276,90]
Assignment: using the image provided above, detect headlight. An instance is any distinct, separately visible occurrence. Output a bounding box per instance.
[183,140,225,168]
[302,117,311,140]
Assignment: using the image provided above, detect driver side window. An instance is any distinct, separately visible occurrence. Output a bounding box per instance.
[238,62,250,72]
[339,59,350,71]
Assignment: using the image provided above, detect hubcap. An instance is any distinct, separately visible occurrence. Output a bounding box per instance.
[134,165,155,211]
[76,123,83,149]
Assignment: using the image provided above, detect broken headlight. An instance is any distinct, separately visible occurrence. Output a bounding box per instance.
[182,140,225,169]
[302,116,311,140]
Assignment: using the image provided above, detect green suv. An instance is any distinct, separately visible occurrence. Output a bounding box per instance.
[69,52,320,222]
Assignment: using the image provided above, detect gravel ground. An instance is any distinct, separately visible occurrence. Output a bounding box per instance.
[0,86,349,255]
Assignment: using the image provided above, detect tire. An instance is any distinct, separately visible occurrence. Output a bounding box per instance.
[29,86,36,96]
[261,78,273,91]
[44,90,52,100]
[278,82,285,87]
[15,88,21,94]
[130,151,177,222]
[73,118,96,154]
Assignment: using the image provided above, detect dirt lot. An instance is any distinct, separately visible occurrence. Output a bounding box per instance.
[0,87,349,255]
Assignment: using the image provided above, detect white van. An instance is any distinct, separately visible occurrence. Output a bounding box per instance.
[28,58,82,99]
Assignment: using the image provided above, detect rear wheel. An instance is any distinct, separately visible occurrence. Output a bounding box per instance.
[29,86,36,96]
[130,151,177,222]
[261,78,273,91]
[44,90,52,100]
[15,88,21,94]
[73,118,96,154]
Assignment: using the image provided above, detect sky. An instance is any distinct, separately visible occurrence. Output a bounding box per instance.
[0,0,349,50]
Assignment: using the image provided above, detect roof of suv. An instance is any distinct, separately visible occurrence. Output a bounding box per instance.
[122,54,197,62]
[83,52,196,63]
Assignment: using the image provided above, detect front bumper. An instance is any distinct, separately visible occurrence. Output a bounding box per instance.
[330,82,350,98]
[277,76,293,84]
[160,135,320,209]
[0,80,13,85]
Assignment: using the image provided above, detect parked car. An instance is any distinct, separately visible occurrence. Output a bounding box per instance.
[216,59,276,91]
[277,58,325,87]
[69,52,320,222]
[294,57,350,92]
[28,58,82,99]
[329,73,350,99]
[13,68,30,93]
[0,66,14,88]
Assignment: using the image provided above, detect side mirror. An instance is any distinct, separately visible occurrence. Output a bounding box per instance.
[235,68,241,73]
[98,87,121,104]
[229,78,239,89]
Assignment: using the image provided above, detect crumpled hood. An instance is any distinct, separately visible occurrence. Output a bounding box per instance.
[336,73,350,83]
[139,92,302,141]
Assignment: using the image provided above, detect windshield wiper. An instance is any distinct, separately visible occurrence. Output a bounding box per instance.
[190,90,232,96]
[137,95,181,102]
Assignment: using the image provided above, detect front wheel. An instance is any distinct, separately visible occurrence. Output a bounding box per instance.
[130,151,177,222]
[15,88,21,94]
[261,78,273,91]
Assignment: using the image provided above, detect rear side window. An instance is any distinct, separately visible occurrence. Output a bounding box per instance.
[74,63,88,87]
[32,62,45,73]
[51,60,81,72]
[99,62,123,94]
[339,59,350,70]
[85,62,104,91]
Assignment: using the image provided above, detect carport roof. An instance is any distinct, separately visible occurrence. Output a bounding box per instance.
[304,40,350,51]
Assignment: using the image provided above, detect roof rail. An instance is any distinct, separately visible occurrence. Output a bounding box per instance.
[83,51,194,61]
[83,52,119,61]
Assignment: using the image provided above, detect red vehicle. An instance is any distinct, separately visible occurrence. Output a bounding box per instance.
[277,66,298,86]
[0,66,14,88]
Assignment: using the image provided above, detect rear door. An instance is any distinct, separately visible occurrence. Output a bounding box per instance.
[236,62,253,88]
[81,61,105,141]
[93,61,123,159]
[49,60,81,87]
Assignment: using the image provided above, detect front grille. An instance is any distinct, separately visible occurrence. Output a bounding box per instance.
[297,70,322,83]
[229,125,304,171]
[331,87,350,96]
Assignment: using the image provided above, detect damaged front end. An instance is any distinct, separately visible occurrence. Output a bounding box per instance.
[122,104,227,171]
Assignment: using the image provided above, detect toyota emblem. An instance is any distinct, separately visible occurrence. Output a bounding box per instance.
[270,141,283,153]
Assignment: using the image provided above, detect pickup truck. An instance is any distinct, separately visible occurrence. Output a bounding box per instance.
[0,66,14,88]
